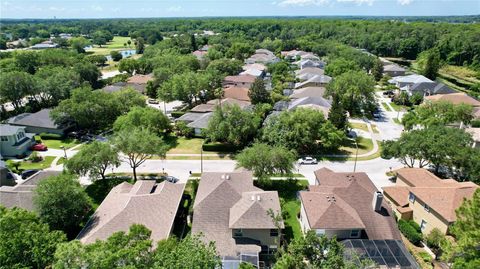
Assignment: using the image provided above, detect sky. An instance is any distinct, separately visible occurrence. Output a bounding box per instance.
[1,0,479,19]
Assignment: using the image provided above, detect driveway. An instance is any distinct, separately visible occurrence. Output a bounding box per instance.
[373,92,405,141]
[147,100,183,115]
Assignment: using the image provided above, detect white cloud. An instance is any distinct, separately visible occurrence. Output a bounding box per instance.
[278,0,330,7]
[91,5,103,12]
[167,5,182,12]
[397,0,413,5]
[336,0,375,6]
[49,7,65,12]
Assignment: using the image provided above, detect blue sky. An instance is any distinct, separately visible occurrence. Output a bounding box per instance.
[1,0,479,19]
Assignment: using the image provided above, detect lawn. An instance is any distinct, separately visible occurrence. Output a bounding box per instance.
[389,102,408,112]
[255,179,309,242]
[35,136,81,150]
[88,36,134,55]
[166,136,204,154]
[336,137,374,156]
[9,156,56,171]
[349,122,369,132]
[393,118,401,124]
[439,65,480,85]
[382,102,392,112]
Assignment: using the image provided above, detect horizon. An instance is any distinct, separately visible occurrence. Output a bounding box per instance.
[1,0,479,19]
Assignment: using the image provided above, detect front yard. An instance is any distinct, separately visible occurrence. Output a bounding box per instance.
[7,156,56,172]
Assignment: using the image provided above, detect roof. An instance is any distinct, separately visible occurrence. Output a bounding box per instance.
[187,112,213,129]
[288,96,331,111]
[190,104,216,113]
[425,93,480,107]
[207,98,251,108]
[389,74,433,85]
[303,168,401,240]
[176,112,206,123]
[295,67,325,77]
[383,64,406,72]
[78,180,185,244]
[290,87,326,99]
[0,171,61,211]
[8,109,62,130]
[192,50,207,59]
[383,168,479,222]
[0,124,23,136]
[192,171,282,257]
[240,69,263,77]
[127,74,154,84]
[294,75,332,89]
[242,63,266,71]
[223,87,250,102]
[466,128,480,142]
[409,82,455,95]
[224,75,256,84]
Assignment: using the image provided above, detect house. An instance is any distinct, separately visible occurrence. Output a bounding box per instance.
[242,63,266,72]
[288,96,331,116]
[424,92,480,107]
[245,49,279,65]
[125,73,154,94]
[281,50,310,61]
[289,87,327,99]
[295,67,325,81]
[0,171,61,211]
[382,168,479,234]
[8,109,72,135]
[192,50,207,60]
[223,75,256,88]
[207,98,251,109]
[294,74,332,89]
[0,124,35,158]
[295,59,326,70]
[405,82,455,97]
[77,180,185,244]
[465,128,480,148]
[240,68,264,78]
[30,40,59,50]
[383,64,406,77]
[223,87,250,102]
[192,171,283,268]
[388,74,433,89]
[187,113,213,136]
[299,168,401,240]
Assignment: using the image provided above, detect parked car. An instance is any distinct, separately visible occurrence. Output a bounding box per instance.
[373,112,381,119]
[80,134,95,143]
[30,143,48,151]
[164,176,179,183]
[21,169,40,179]
[298,157,318,165]
[67,130,86,139]
[148,98,159,104]
[383,90,394,97]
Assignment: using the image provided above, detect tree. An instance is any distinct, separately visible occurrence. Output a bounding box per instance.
[136,37,145,54]
[248,77,270,104]
[324,58,360,77]
[70,36,90,53]
[0,206,66,269]
[236,143,296,180]
[35,66,82,105]
[206,58,243,75]
[118,58,139,74]
[261,108,345,153]
[73,61,101,87]
[190,34,197,51]
[226,42,255,61]
[402,101,473,130]
[205,104,260,146]
[0,71,37,109]
[92,30,107,47]
[372,58,384,81]
[65,141,120,181]
[86,54,107,66]
[113,106,171,136]
[328,94,348,132]
[110,50,123,61]
[113,127,168,181]
[417,48,442,80]
[54,224,154,269]
[33,174,92,237]
[326,70,376,116]
[441,189,480,268]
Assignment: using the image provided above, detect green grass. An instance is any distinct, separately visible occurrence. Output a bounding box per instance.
[35,136,81,150]
[393,118,401,124]
[57,157,65,165]
[166,136,204,154]
[336,137,374,156]
[255,179,309,242]
[349,122,369,132]
[89,36,134,55]
[389,102,407,112]
[382,102,392,112]
[15,156,56,171]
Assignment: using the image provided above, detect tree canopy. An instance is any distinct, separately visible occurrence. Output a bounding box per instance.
[113,106,171,136]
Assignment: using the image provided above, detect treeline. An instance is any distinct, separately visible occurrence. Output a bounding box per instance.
[2,18,480,68]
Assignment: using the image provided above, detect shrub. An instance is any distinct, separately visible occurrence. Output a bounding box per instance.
[174,121,193,137]
[39,133,63,140]
[110,50,122,61]
[202,142,240,152]
[418,251,433,263]
[398,219,423,245]
[171,111,186,118]
[28,151,43,163]
[426,228,445,256]
[471,119,480,128]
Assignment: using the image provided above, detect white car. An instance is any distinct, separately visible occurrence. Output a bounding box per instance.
[298,157,318,165]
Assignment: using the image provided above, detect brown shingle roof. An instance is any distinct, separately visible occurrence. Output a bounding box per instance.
[425,93,480,107]
[192,171,281,257]
[127,74,154,84]
[382,168,479,223]
[190,104,216,113]
[224,75,256,84]
[206,98,251,108]
[77,180,185,244]
[290,87,326,99]
[306,168,401,240]
[223,87,250,102]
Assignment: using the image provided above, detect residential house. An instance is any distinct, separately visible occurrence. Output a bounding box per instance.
[30,40,59,50]
[280,50,310,61]
[294,74,332,89]
[8,109,72,135]
[126,73,154,94]
[288,96,332,116]
[382,168,479,234]
[383,64,406,77]
[192,50,208,60]
[192,171,283,268]
[0,171,61,211]
[289,87,327,99]
[78,180,185,244]
[295,59,326,70]
[299,168,401,240]
[295,67,325,82]
[223,75,256,88]
[424,92,480,107]
[187,113,213,136]
[240,68,264,78]
[245,49,279,65]
[0,124,35,158]
[405,82,455,97]
[466,128,480,148]
[388,74,433,89]
[223,87,250,102]
[242,63,266,72]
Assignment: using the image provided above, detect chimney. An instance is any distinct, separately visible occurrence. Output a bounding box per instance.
[372,191,383,212]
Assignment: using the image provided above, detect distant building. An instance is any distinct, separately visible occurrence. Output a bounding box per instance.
[294,74,332,89]
[0,124,35,158]
[223,75,256,88]
[383,64,406,77]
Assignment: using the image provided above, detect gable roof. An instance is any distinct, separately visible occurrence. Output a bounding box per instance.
[409,82,455,95]
[295,67,325,77]
[294,74,332,89]
[223,87,250,102]
[127,74,154,84]
[242,63,266,72]
[187,112,213,129]
[383,168,479,223]
[190,103,216,113]
[290,87,327,99]
[224,75,256,84]
[78,180,185,244]
[303,168,401,240]
[8,109,60,129]
[389,74,433,85]
[207,98,251,108]
[0,124,23,136]
[425,93,480,107]
[288,96,331,111]
[240,69,263,77]
[192,171,281,257]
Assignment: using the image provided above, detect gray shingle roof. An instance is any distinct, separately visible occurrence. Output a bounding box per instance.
[0,124,22,136]
[78,180,185,244]
[9,109,59,129]
[288,96,332,111]
[187,112,213,129]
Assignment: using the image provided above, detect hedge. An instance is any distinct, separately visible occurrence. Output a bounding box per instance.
[39,133,63,140]
[202,142,240,152]
[398,219,423,246]
[171,111,186,119]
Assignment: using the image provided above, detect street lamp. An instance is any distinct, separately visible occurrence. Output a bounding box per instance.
[60,145,67,160]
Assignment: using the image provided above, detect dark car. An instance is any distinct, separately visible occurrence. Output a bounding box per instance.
[21,169,40,179]
[383,90,394,97]
[80,134,95,142]
[67,130,86,139]
[164,176,179,183]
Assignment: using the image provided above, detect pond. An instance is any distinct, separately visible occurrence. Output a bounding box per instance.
[104,49,136,61]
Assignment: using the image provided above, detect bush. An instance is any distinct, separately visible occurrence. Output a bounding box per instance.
[110,50,122,61]
[471,119,480,128]
[426,228,445,255]
[202,142,240,152]
[28,152,43,163]
[39,133,63,140]
[398,219,423,245]
[171,111,186,118]
[418,251,433,263]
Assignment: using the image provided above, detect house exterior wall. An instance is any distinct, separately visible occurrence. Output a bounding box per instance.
[395,176,410,187]
[23,126,66,136]
[299,202,311,233]
[0,128,34,157]
[408,195,450,235]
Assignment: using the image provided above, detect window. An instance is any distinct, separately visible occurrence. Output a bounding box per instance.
[0,136,7,142]
[233,229,243,237]
[270,229,278,237]
[350,230,360,238]
[16,132,25,140]
[424,204,430,212]
[316,229,325,236]
[409,192,415,203]
[420,220,427,232]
